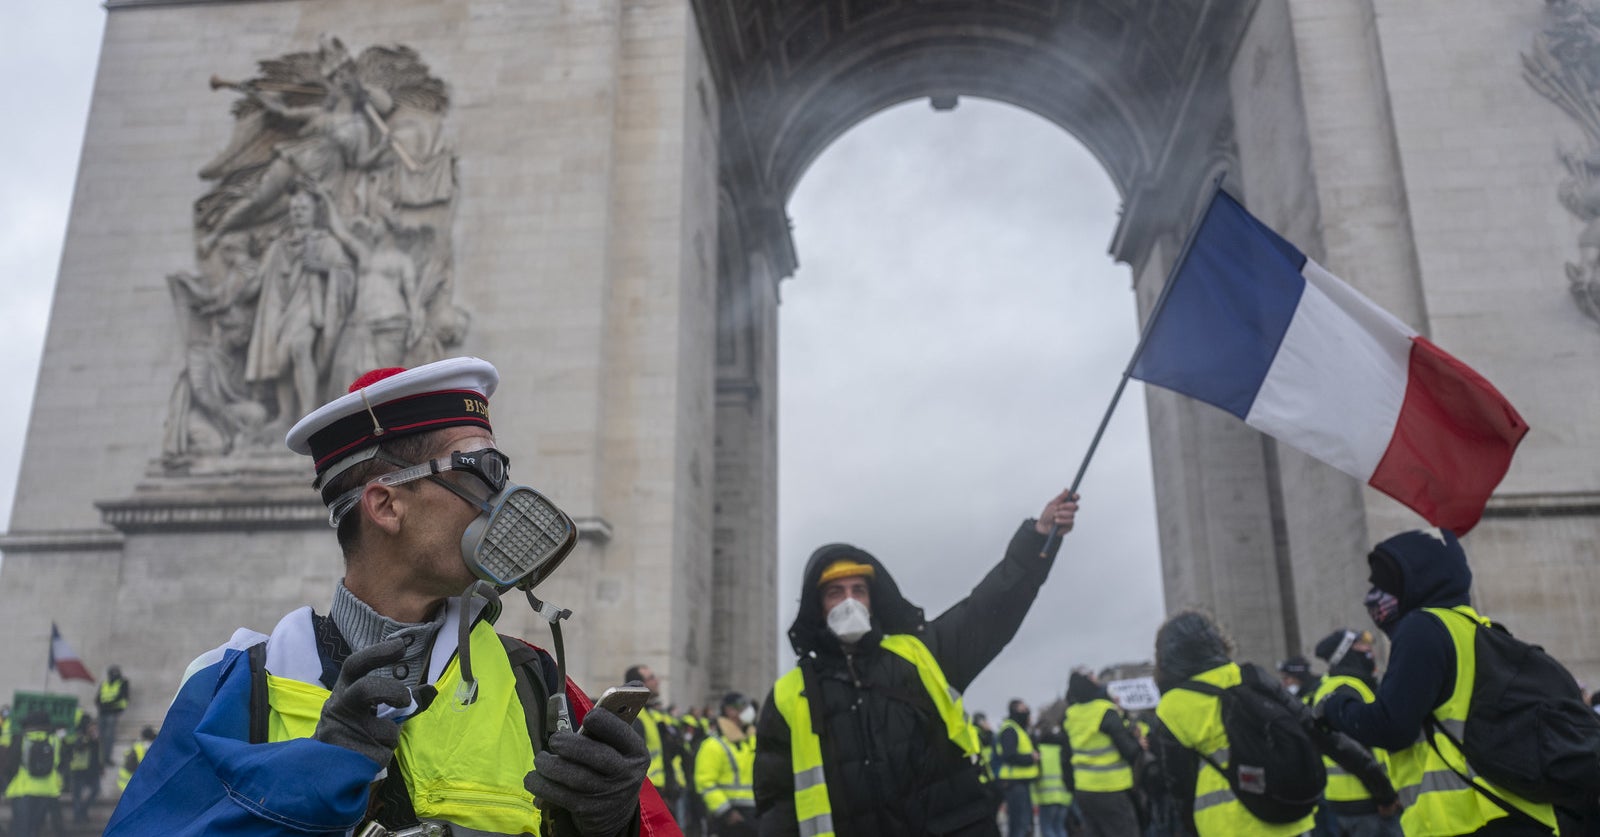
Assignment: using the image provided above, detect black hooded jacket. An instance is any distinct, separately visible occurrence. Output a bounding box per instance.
[754,521,1060,837]
[1322,529,1472,751]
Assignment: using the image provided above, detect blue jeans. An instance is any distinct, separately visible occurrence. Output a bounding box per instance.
[1003,781,1033,837]
[1038,803,1069,837]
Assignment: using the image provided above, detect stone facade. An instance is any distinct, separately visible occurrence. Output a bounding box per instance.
[3,0,1599,767]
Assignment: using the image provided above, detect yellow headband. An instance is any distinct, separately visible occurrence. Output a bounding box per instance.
[817,559,876,587]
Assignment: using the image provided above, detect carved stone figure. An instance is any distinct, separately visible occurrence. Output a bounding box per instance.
[1524,0,1600,330]
[160,35,468,468]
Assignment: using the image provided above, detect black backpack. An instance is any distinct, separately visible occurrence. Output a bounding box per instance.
[25,737,54,778]
[1173,663,1326,824]
[1425,608,1600,809]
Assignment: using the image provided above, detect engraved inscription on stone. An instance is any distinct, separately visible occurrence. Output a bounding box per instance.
[1524,0,1600,330]
[163,35,468,466]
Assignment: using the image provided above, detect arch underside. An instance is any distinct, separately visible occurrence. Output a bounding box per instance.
[694,0,1259,272]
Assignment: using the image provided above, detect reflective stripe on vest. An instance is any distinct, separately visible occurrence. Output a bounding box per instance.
[1155,662,1315,837]
[1030,741,1073,807]
[697,732,757,816]
[772,634,981,837]
[1065,699,1133,791]
[1311,675,1387,803]
[1387,606,1557,836]
[998,718,1041,780]
[266,619,542,834]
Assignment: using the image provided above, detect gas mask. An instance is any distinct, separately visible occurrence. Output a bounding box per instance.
[366,447,579,591]
[827,597,873,644]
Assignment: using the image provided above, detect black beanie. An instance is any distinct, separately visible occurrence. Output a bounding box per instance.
[1314,630,1353,664]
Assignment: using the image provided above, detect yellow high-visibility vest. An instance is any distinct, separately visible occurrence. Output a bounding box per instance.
[997,718,1041,781]
[1310,674,1389,804]
[6,731,62,799]
[266,619,543,833]
[1066,698,1133,792]
[1156,662,1315,837]
[1385,606,1557,836]
[772,634,981,837]
[117,740,150,791]
[100,679,129,712]
[695,727,757,817]
[1030,740,1073,807]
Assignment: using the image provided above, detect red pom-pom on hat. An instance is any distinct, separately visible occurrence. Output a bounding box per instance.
[349,367,406,392]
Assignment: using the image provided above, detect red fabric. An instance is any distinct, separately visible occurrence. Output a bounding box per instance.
[1368,337,1529,534]
[515,640,684,837]
[49,624,95,683]
[347,367,407,392]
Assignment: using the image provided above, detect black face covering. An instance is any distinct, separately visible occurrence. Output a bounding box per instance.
[1353,649,1377,678]
[1009,709,1031,728]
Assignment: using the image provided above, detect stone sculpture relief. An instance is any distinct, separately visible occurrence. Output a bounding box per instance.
[163,35,467,465]
[1525,0,1600,330]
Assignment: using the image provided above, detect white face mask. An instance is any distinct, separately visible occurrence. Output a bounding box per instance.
[827,597,873,644]
[738,705,756,725]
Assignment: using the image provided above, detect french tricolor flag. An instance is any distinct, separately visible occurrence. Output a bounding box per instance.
[49,623,95,683]
[1130,190,1527,534]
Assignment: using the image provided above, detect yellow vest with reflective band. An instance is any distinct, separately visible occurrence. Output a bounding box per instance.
[772,633,981,837]
[1310,674,1388,804]
[0,717,10,748]
[1030,741,1073,807]
[1066,699,1134,792]
[696,728,757,816]
[639,706,673,790]
[1155,662,1315,837]
[117,740,150,791]
[266,619,544,834]
[1386,606,1557,836]
[997,718,1040,781]
[100,679,129,711]
[6,731,62,798]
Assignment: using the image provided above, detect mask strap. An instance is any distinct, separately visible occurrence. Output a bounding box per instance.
[453,580,502,706]
[526,590,574,732]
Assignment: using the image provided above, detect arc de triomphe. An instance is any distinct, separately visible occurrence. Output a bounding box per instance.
[3,0,1598,740]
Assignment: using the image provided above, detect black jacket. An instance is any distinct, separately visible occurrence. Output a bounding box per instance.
[755,521,1060,837]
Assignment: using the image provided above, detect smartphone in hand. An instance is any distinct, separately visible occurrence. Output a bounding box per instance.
[582,685,652,733]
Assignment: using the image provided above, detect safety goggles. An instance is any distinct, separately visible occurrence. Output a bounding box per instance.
[374,448,511,495]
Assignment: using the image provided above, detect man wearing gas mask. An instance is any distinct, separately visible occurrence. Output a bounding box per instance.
[752,490,1080,837]
[106,358,673,837]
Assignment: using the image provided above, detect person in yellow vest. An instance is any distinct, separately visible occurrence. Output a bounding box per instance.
[627,663,686,823]
[96,664,130,764]
[696,692,759,836]
[4,710,62,837]
[1064,670,1142,836]
[996,699,1042,837]
[1309,628,1400,837]
[753,489,1081,837]
[1317,529,1561,836]
[103,358,668,836]
[973,712,998,782]
[1031,722,1074,837]
[1148,611,1397,837]
[116,725,156,792]
[65,711,102,824]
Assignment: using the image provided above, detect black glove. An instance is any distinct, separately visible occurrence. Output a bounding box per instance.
[524,707,648,837]
[313,638,436,769]
[1310,684,1361,728]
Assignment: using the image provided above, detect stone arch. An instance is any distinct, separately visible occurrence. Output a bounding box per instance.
[697,0,1278,698]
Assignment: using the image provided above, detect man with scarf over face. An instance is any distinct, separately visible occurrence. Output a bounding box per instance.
[1316,529,1561,836]
[753,490,1080,837]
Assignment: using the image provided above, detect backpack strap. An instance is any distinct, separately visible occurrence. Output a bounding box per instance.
[499,634,553,751]
[1167,677,1229,775]
[246,641,269,745]
[1422,716,1555,836]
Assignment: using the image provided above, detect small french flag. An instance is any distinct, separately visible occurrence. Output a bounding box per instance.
[49,623,95,683]
[1131,190,1528,534]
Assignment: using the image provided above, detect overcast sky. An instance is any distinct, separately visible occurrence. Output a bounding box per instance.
[1,6,1164,718]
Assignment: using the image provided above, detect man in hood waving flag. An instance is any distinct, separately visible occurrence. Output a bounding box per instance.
[1129,189,1527,533]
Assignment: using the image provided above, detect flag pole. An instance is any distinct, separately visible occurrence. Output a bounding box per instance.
[1040,172,1229,558]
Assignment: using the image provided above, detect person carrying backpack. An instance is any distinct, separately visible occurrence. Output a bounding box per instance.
[1148,611,1397,836]
[1310,628,1400,837]
[4,710,63,837]
[1317,529,1578,836]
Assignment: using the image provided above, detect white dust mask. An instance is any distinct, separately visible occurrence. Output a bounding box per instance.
[827,597,873,644]
[739,705,756,725]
